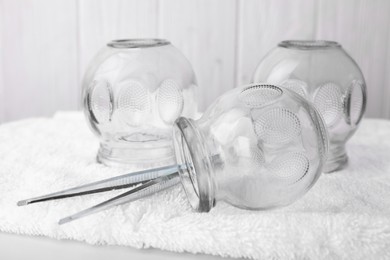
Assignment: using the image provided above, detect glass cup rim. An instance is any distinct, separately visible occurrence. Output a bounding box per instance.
[107,38,170,49]
[278,40,341,50]
[173,117,215,212]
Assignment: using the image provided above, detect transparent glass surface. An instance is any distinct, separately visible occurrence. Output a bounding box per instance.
[82,39,198,167]
[173,84,328,212]
[253,40,367,172]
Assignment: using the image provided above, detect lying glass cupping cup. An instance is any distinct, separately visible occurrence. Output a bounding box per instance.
[18,84,328,223]
[82,39,198,167]
[173,84,328,212]
[253,40,366,173]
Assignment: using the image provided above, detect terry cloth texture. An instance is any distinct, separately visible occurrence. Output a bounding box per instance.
[0,112,389,259]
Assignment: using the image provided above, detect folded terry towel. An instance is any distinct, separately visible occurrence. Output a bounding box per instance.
[0,112,389,259]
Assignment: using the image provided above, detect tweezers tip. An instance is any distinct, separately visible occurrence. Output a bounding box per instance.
[58,217,73,225]
[17,200,28,206]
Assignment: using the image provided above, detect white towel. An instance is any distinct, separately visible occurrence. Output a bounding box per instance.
[0,112,389,259]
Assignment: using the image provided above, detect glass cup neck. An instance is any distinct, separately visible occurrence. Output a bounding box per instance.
[173,117,216,212]
[107,39,170,49]
[278,40,341,50]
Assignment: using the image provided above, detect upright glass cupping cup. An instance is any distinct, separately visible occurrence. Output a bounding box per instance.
[253,40,367,172]
[82,39,198,167]
[173,84,328,212]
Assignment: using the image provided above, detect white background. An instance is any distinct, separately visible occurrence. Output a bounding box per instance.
[1,0,390,122]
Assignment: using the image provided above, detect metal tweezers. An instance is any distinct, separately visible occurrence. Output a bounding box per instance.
[17,164,183,225]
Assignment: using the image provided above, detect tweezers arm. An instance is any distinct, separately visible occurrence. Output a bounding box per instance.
[59,173,180,225]
[17,164,180,206]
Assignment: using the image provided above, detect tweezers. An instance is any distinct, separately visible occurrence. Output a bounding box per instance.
[17,164,183,225]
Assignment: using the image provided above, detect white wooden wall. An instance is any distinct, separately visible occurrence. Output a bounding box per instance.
[1,0,390,122]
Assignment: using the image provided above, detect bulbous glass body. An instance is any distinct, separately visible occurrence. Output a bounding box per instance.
[253,40,367,172]
[82,39,198,167]
[173,84,328,212]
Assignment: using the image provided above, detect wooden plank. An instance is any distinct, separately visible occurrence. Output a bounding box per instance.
[0,0,5,123]
[1,0,79,121]
[158,0,238,111]
[78,0,159,82]
[383,21,390,119]
[236,0,317,86]
[316,0,390,118]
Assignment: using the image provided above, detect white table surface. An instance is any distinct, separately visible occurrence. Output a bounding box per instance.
[0,232,235,260]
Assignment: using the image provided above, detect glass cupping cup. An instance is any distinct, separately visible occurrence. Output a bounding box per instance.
[253,40,366,172]
[82,39,198,167]
[172,84,328,212]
